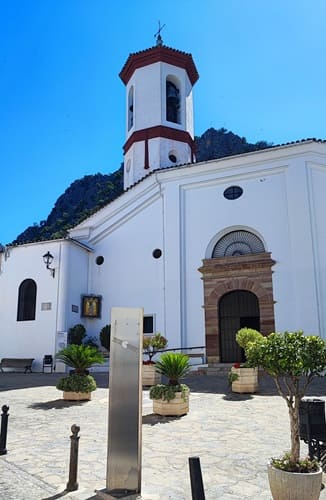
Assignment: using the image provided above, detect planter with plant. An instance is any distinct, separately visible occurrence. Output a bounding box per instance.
[142,332,167,386]
[229,328,263,393]
[149,352,191,416]
[245,330,326,500]
[56,344,105,401]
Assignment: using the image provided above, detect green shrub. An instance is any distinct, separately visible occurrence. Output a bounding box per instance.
[236,328,263,352]
[56,374,97,393]
[68,324,86,345]
[83,336,99,348]
[227,370,239,386]
[99,325,111,351]
[149,383,189,402]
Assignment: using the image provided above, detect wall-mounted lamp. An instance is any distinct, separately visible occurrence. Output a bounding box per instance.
[43,251,55,278]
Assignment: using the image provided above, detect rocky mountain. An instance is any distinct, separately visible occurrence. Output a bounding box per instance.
[13,128,272,244]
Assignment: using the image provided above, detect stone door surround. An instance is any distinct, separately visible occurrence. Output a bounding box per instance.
[199,252,275,364]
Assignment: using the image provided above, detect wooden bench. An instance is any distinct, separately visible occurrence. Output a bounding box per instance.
[0,358,34,373]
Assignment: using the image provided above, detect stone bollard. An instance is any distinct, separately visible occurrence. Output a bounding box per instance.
[66,424,80,491]
[0,405,9,455]
[188,456,206,500]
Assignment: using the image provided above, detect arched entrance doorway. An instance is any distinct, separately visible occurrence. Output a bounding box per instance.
[219,290,260,363]
[199,229,275,366]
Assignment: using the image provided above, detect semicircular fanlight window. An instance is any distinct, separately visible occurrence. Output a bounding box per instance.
[212,230,265,258]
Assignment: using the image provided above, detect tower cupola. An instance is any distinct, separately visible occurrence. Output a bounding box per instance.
[120,43,199,189]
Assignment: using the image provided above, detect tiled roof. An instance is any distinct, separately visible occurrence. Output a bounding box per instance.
[119,44,199,85]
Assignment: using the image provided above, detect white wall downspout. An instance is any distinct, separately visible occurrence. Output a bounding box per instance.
[55,242,70,339]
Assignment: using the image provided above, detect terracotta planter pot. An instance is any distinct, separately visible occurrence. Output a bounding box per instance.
[63,391,91,401]
[142,364,161,386]
[231,367,258,393]
[153,390,189,416]
[267,464,322,500]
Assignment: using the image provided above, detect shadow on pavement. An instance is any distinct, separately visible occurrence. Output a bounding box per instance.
[28,399,90,410]
[142,412,181,426]
[0,371,325,398]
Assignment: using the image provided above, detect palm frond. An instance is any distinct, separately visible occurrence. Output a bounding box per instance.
[155,353,190,385]
[56,344,105,373]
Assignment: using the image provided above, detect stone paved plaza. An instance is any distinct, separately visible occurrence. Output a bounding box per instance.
[0,371,325,500]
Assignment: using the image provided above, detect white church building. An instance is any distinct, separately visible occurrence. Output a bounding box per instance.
[1,40,326,372]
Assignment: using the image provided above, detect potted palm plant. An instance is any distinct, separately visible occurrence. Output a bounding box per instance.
[56,344,105,401]
[149,352,191,416]
[245,330,326,499]
[228,328,263,393]
[142,332,167,386]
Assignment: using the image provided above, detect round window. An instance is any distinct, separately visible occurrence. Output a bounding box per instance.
[152,249,162,259]
[223,186,243,200]
[169,153,177,163]
[96,256,104,265]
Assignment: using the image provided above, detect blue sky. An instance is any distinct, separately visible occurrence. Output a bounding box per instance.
[1,0,325,244]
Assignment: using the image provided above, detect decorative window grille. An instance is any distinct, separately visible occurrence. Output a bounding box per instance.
[212,230,265,258]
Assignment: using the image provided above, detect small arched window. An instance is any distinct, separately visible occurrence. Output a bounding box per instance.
[128,86,134,131]
[166,79,180,124]
[17,279,37,321]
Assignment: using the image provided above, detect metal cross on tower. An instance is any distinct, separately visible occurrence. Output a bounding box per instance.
[154,21,166,46]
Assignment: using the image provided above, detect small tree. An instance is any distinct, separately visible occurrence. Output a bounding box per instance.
[143,332,167,363]
[246,331,326,467]
[236,327,264,355]
[68,324,86,345]
[99,325,111,352]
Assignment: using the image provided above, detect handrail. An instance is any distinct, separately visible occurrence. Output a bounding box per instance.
[154,346,206,354]
[144,346,205,356]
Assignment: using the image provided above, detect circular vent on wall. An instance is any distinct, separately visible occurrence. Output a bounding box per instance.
[223,186,243,200]
[212,230,265,258]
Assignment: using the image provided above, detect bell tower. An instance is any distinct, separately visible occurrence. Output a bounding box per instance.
[120,39,199,190]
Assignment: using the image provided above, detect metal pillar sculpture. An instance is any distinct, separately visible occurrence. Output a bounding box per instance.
[98,307,143,499]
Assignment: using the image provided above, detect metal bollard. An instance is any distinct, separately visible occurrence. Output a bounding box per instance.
[0,405,9,456]
[66,424,80,491]
[188,456,206,500]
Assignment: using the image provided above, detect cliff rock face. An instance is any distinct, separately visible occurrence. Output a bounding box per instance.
[195,127,271,161]
[13,128,271,244]
[14,168,124,243]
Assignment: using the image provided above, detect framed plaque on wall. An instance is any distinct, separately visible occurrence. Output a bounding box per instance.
[81,295,102,318]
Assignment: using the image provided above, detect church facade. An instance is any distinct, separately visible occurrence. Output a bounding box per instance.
[1,42,326,371]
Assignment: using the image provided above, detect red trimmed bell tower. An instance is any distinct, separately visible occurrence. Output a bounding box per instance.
[120,39,199,189]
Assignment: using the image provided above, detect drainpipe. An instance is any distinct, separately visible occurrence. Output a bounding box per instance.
[55,242,70,371]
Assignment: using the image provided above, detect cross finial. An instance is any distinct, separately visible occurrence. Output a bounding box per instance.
[154,21,166,46]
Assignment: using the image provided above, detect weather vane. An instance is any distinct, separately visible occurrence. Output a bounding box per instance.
[154,21,166,46]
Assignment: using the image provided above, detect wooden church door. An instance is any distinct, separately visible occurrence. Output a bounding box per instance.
[218,290,260,363]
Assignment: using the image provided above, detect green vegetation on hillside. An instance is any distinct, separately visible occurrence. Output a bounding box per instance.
[13,128,271,244]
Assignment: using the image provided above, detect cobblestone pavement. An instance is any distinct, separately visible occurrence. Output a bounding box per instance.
[0,371,325,500]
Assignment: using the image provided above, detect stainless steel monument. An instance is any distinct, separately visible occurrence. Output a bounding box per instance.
[98,307,143,499]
